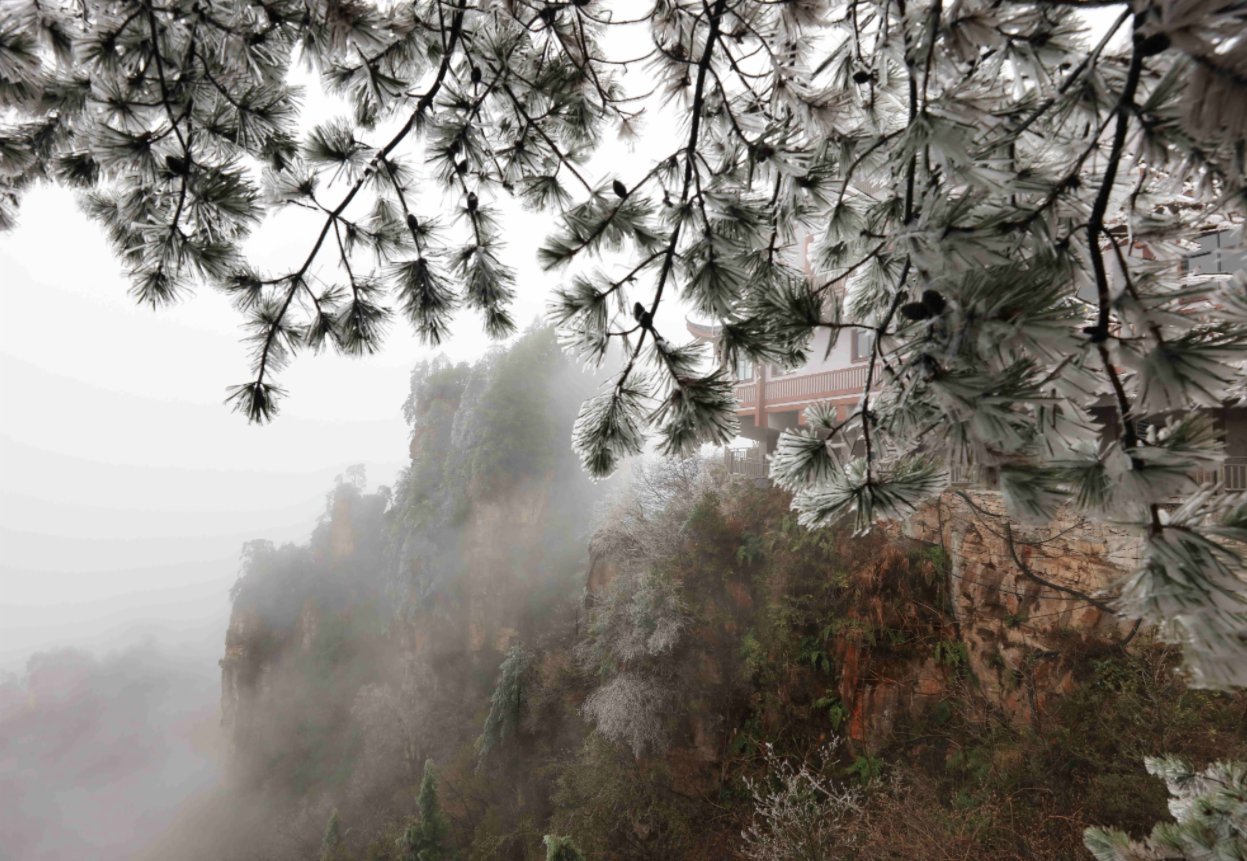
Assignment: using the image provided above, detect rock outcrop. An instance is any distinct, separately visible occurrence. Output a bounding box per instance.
[896,489,1140,721]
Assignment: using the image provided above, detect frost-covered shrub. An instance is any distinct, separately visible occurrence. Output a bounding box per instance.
[576,460,707,756]
[542,834,585,861]
[589,458,712,570]
[580,672,671,759]
[581,569,686,671]
[740,740,868,861]
[577,559,686,759]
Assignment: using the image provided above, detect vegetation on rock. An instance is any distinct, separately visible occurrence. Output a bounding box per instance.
[212,357,1247,860]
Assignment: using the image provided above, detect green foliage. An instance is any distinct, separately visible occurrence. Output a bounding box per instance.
[542,835,585,861]
[549,735,698,860]
[916,545,949,575]
[739,632,766,681]
[846,753,885,785]
[933,640,970,672]
[796,636,832,674]
[320,810,346,861]
[477,646,531,761]
[811,692,849,732]
[728,716,764,759]
[735,532,767,566]
[398,761,451,861]
[946,747,992,785]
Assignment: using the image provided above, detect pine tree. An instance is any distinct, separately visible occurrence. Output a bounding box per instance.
[476,645,530,761]
[320,809,346,861]
[2,0,1245,686]
[398,759,451,861]
[543,834,586,861]
[1084,756,1247,860]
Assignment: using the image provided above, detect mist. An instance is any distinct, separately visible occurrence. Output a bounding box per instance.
[0,642,222,861]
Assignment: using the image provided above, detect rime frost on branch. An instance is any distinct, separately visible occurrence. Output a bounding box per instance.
[581,672,671,760]
[1084,755,1247,861]
[740,739,868,861]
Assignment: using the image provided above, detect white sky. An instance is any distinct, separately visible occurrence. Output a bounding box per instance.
[0,10,705,670]
[0,55,678,669]
[0,183,559,668]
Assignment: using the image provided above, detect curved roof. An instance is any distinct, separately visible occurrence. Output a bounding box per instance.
[685,318,721,341]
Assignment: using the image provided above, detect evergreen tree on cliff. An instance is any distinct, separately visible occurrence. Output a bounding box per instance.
[398,759,451,861]
[320,809,347,861]
[2,0,1245,685]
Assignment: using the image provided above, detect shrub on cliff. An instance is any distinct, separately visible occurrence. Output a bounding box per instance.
[397,760,452,861]
[476,645,532,761]
[581,672,672,760]
[320,809,347,861]
[542,835,585,861]
[740,740,868,861]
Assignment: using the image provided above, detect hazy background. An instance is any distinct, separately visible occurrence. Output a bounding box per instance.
[0,186,548,668]
[0,8,677,670]
[0,182,552,861]
[0,22,674,856]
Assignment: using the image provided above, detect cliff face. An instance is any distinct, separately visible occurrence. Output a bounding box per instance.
[217,331,601,844]
[897,490,1139,719]
[458,473,556,654]
[218,474,1143,785]
[202,331,1247,861]
[219,468,580,769]
[565,483,1162,824]
[212,462,1247,861]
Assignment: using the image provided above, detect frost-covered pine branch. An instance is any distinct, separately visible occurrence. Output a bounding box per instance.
[1084,755,1247,861]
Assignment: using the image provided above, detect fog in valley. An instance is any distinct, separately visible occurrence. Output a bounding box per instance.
[0,184,536,860]
[0,182,615,859]
[0,643,221,861]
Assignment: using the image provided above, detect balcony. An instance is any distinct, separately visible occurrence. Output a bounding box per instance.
[1194,458,1247,493]
[733,364,872,413]
[729,452,1246,494]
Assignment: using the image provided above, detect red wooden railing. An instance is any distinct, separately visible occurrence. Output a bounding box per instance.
[737,381,758,406]
[733,365,871,411]
[765,365,870,404]
[1194,458,1247,492]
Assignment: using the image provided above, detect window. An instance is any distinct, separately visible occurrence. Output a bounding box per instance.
[1184,228,1246,275]
[851,330,874,362]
